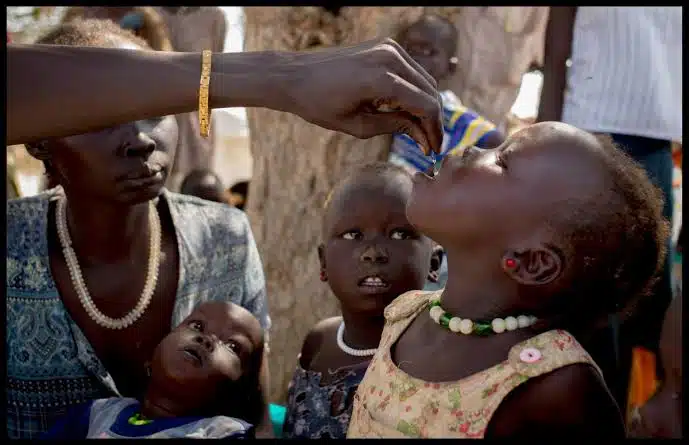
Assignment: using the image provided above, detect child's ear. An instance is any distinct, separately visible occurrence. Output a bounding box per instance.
[502,245,564,286]
[448,56,458,75]
[427,245,444,283]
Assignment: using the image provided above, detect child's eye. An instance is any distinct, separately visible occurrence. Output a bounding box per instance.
[189,320,203,331]
[390,229,413,240]
[341,231,362,240]
[224,340,241,353]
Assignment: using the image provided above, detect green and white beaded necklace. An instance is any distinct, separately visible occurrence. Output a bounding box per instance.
[429,299,538,335]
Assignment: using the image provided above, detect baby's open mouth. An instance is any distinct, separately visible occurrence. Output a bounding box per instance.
[181,346,203,367]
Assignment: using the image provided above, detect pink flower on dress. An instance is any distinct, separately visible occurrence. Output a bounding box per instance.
[459,422,470,433]
[520,347,542,363]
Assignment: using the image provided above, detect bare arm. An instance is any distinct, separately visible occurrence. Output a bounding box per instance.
[8,39,443,153]
[7,44,281,144]
[536,7,577,123]
[487,364,625,438]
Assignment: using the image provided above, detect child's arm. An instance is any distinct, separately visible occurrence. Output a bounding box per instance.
[41,401,93,439]
[487,364,624,438]
[282,317,336,438]
[628,294,682,438]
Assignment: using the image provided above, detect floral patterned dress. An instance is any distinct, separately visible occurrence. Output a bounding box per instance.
[347,290,603,438]
[283,360,369,439]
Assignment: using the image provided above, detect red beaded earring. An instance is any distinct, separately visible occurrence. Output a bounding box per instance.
[320,270,327,282]
[504,257,518,269]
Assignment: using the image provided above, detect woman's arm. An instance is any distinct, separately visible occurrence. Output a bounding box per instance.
[8,39,443,153]
[536,7,577,123]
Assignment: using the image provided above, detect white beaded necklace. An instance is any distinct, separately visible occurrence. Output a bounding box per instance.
[336,322,377,357]
[56,196,161,330]
[429,300,537,335]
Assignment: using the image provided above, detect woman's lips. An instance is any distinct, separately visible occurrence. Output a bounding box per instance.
[117,163,163,182]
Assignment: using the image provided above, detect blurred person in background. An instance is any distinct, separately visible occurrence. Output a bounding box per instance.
[443,7,549,132]
[537,6,682,418]
[180,169,230,205]
[228,181,250,211]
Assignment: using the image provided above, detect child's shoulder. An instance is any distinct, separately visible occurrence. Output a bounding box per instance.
[383,290,440,323]
[490,330,623,437]
[299,316,342,368]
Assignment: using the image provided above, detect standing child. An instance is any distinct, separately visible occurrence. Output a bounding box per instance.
[283,163,440,439]
[348,122,668,438]
[43,301,265,439]
[389,14,505,176]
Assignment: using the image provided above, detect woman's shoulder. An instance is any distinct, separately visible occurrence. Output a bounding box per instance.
[7,190,57,266]
[164,190,251,238]
[7,188,58,221]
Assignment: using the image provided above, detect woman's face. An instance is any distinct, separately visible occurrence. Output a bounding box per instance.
[45,37,178,205]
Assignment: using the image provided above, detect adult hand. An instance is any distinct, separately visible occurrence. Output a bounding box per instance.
[8,40,442,149]
[274,38,444,155]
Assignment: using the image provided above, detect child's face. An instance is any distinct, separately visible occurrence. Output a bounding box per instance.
[41,37,178,205]
[321,174,435,314]
[407,122,609,252]
[149,301,263,412]
[398,20,455,83]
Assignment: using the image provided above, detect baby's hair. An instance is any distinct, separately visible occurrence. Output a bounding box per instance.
[548,135,668,333]
[398,13,458,56]
[36,17,151,49]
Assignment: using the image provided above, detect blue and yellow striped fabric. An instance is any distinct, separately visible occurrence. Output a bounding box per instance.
[389,90,499,173]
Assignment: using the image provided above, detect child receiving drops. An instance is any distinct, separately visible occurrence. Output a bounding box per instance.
[283,163,441,439]
[391,14,505,292]
[348,122,668,438]
[43,301,265,439]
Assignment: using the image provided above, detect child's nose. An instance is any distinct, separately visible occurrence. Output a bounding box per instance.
[194,333,217,352]
[360,244,389,264]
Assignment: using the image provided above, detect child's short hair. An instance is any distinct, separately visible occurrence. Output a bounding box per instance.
[323,162,412,210]
[551,135,668,331]
[36,17,151,49]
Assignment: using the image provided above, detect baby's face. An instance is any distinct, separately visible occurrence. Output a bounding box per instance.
[149,301,263,409]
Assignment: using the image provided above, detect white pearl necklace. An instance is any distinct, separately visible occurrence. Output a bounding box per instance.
[429,302,537,335]
[56,197,161,330]
[336,322,377,357]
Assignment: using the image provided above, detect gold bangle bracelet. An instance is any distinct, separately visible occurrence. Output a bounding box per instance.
[198,50,212,138]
